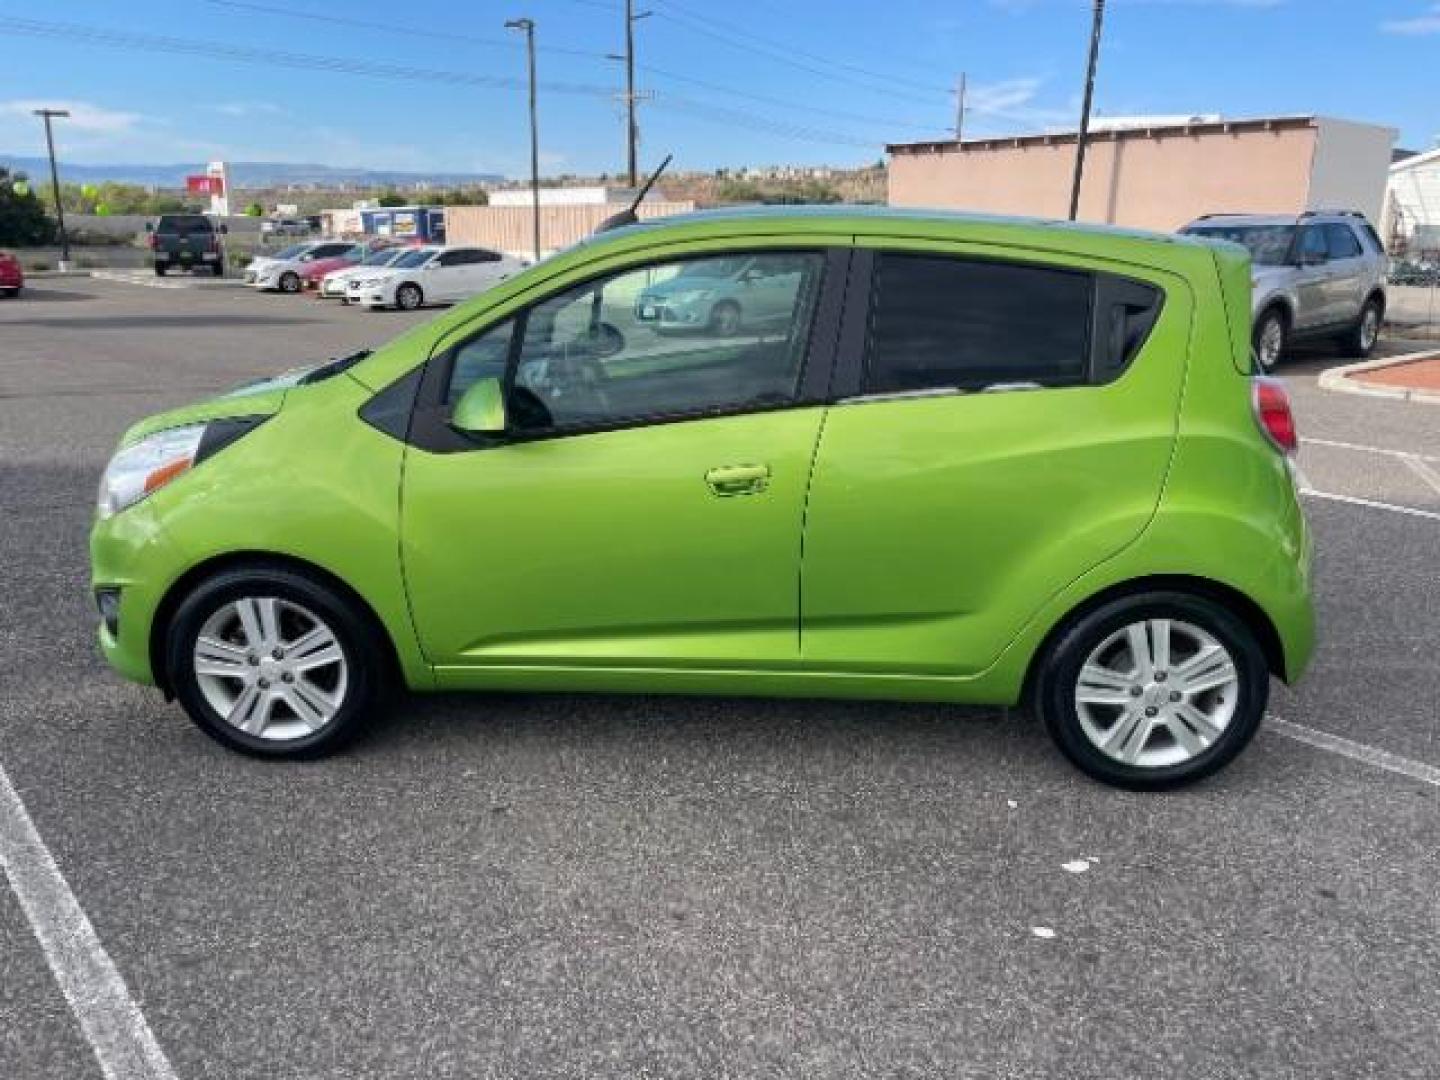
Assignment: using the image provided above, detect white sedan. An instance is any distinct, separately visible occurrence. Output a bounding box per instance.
[244,240,355,293]
[346,245,527,311]
[319,246,414,300]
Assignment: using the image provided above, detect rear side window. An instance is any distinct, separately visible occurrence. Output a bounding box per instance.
[864,254,1093,393]
[1323,223,1363,260]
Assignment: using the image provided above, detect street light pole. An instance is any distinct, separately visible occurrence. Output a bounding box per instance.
[33,108,71,268]
[1068,0,1106,222]
[505,17,541,262]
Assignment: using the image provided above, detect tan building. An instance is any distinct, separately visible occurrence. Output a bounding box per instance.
[444,198,695,258]
[888,115,1397,232]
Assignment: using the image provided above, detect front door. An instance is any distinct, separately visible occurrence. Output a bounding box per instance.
[1291,225,1332,330]
[1321,222,1367,327]
[800,244,1189,677]
[399,248,841,674]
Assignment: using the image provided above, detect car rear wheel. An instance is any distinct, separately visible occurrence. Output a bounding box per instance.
[212,263,225,278]
[395,283,423,311]
[1034,591,1269,790]
[165,566,392,758]
[279,271,301,294]
[1252,307,1287,372]
[154,264,168,277]
[1339,298,1382,358]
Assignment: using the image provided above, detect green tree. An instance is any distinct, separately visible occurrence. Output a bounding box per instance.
[0,167,55,246]
[245,202,265,217]
[377,190,407,207]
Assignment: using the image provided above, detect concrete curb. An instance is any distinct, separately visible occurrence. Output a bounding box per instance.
[25,270,94,279]
[1317,348,1440,405]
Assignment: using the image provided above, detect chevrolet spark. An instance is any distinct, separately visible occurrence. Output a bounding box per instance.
[91,208,1314,789]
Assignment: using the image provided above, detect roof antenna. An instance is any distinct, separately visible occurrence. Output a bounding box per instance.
[594,154,673,234]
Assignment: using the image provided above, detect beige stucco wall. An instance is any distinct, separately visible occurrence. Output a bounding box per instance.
[889,126,1321,232]
[444,201,695,258]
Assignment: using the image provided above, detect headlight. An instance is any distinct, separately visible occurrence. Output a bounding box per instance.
[96,424,206,519]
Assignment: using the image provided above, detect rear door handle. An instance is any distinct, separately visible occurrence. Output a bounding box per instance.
[705,463,770,497]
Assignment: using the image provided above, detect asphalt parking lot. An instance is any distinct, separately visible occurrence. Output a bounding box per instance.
[1,277,1437,1080]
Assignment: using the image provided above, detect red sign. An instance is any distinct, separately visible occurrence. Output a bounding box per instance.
[186,175,223,195]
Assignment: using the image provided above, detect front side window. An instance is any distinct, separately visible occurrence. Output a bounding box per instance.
[864,254,1093,394]
[448,251,825,433]
[1323,223,1363,260]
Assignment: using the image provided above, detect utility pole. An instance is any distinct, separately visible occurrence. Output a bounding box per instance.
[609,2,651,188]
[33,108,71,268]
[505,17,541,262]
[1068,0,1106,221]
[954,73,967,142]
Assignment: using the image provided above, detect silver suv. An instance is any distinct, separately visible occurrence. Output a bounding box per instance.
[1181,211,1387,370]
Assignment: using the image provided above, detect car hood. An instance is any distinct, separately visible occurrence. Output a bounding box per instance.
[119,367,315,445]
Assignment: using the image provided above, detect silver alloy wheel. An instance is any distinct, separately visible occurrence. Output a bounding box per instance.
[192,597,348,742]
[1074,618,1239,769]
[711,302,741,336]
[396,284,422,310]
[1256,315,1284,370]
[1359,305,1380,351]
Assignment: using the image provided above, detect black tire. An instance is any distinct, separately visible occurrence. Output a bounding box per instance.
[1251,306,1287,372]
[709,299,742,337]
[154,263,168,277]
[164,565,393,759]
[1338,296,1383,358]
[395,282,423,311]
[279,271,301,294]
[212,262,225,278]
[0,287,17,298]
[1033,591,1269,791]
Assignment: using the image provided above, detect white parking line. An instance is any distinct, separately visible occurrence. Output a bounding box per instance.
[1401,454,1440,496]
[0,762,179,1080]
[1300,488,1440,522]
[1269,717,1440,788]
[1301,436,1440,465]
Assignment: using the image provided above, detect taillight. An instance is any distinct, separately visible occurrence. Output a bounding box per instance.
[1252,376,1297,455]
[147,233,157,250]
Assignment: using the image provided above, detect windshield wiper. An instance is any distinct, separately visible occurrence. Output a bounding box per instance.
[299,349,373,385]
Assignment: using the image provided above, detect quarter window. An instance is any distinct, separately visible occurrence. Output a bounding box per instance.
[864,254,1093,393]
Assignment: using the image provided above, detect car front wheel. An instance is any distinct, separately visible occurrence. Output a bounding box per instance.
[1339,298,1382,358]
[395,283,423,311]
[1034,591,1269,790]
[279,271,301,294]
[164,565,392,758]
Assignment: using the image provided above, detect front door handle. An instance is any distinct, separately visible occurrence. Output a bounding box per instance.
[705,463,770,497]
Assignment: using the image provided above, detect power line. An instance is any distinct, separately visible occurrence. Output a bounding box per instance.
[0,16,889,151]
[650,0,951,105]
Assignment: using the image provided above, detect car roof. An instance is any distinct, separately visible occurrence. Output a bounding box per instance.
[1187,211,1366,229]
[576,204,1218,259]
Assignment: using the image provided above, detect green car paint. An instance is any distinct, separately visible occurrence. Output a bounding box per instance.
[90,207,1313,735]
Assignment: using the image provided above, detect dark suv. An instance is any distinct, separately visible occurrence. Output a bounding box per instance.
[147,214,227,277]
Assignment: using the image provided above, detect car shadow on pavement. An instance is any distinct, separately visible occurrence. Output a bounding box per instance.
[3,287,98,303]
[7,314,326,330]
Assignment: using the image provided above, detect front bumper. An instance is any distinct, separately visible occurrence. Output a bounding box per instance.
[90,502,187,686]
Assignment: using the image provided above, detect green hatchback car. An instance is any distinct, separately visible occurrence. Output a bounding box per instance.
[91,207,1314,788]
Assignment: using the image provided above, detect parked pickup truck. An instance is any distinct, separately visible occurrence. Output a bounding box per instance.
[146,214,227,277]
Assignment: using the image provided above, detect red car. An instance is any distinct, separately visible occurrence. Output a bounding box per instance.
[297,239,407,290]
[0,250,23,297]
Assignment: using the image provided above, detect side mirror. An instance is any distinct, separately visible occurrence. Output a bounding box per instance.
[450,377,507,435]
[219,223,229,235]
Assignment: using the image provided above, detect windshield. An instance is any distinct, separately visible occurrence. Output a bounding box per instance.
[362,248,403,266]
[392,248,436,269]
[272,243,311,260]
[1185,224,1296,267]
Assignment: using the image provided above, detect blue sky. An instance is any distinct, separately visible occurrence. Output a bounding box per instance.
[1,0,1437,179]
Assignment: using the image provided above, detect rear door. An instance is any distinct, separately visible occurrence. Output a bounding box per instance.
[799,242,1190,677]
[1291,225,1332,330]
[428,249,474,300]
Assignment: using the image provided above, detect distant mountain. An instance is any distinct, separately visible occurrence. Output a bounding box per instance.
[0,155,503,189]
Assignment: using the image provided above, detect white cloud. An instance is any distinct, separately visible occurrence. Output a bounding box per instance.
[0,100,144,135]
[1382,4,1440,34]
[211,101,286,118]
